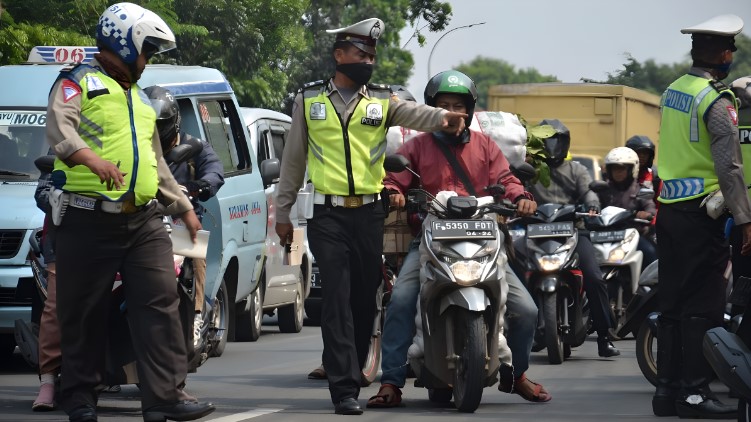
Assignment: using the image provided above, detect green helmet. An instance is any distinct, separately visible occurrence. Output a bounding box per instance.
[424,70,478,126]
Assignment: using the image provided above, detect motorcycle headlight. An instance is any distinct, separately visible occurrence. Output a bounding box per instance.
[605,230,638,264]
[450,260,484,285]
[537,251,569,272]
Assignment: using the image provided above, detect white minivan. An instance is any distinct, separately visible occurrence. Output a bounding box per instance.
[240,107,312,341]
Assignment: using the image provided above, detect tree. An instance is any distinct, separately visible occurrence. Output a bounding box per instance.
[282,0,452,113]
[454,56,558,110]
[587,33,751,95]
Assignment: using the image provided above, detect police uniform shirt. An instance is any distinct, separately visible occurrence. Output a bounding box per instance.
[275,79,452,224]
[687,67,751,224]
[46,59,193,215]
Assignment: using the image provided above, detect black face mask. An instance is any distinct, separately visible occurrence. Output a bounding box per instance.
[336,63,374,86]
[432,128,470,145]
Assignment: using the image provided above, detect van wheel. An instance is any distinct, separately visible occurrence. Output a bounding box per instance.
[278,276,304,333]
[236,287,263,342]
[208,279,229,357]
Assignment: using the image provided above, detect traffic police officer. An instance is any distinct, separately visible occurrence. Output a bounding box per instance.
[45,3,214,421]
[274,17,468,415]
[654,14,751,419]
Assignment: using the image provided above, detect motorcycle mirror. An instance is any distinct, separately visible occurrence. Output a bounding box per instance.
[589,180,610,193]
[165,138,203,165]
[637,187,655,200]
[383,154,410,173]
[511,162,537,182]
[34,155,55,174]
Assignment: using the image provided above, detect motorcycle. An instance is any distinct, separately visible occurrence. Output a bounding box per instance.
[514,203,591,364]
[14,140,207,384]
[704,276,751,421]
[385,155,518,413]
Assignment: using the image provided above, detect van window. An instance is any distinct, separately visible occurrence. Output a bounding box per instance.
[198,100,252,175]
[0,111,49,179]
[270,124,286,163]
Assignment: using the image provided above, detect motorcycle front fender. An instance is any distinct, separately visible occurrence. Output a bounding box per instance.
[439,287,490,314]
[531,276,558,293]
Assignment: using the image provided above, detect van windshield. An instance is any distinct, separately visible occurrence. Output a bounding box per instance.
[0,110,49,180]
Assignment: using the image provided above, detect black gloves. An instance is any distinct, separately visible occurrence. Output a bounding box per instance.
[186,179,211,201]
[587,203,600,214]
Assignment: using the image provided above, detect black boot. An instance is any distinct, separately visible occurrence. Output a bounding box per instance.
[597,331,620,357]
[653,316,681,417]
[675,317,736,419]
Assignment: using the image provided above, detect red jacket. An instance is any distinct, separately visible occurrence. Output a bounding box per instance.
[384,130,530,203]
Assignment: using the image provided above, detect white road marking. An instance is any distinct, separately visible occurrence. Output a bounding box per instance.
[206,408,282,422]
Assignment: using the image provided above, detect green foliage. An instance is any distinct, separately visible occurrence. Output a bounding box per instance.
[586,33,751,94]
[517,115,553,187]
[455,56,558,110]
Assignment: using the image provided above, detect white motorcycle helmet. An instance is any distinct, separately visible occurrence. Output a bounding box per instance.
[96,2,176,64]
[605,146,640,180]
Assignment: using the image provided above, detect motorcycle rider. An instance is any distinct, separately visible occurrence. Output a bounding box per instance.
[600,146,657,270]
[367,70,550,408]
[653,15,751,419]
[525,119,621,358]
[625,135,660,192]
[144,85,225,349]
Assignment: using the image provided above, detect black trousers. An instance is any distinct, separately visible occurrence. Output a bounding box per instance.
[657,198,728,325]
[576,234,614,333]
[55,204,187,413]
[307,201,386,404]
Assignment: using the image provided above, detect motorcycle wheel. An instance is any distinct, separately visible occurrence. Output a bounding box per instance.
[452,310,485,413]
[740,399,750,422]
[208,278,229,357]
[542,292,565,364]
[635,319,658,387]
[361,282,385,387]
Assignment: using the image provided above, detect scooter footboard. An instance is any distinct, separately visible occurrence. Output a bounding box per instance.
[703,327,751,398]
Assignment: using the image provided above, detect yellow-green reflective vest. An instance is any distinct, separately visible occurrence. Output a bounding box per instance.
[52,65,159,205]
[303,83,390,196]
[739,105,751,200]
[657,74,736,204]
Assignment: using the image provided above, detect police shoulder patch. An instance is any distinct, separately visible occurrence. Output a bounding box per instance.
[709,79,729,93]
[302,80,326,89]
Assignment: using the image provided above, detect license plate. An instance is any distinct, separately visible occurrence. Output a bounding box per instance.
[526,221,574,238]
[431,219,496,240]
[311,270,321,288]
[590,230,625,243]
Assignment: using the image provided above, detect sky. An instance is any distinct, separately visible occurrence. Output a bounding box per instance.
[397,0,751,99]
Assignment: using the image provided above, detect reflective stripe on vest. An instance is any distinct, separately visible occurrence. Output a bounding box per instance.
[303,85,390,195]
[51,66,159,205]
[657,74,736,203]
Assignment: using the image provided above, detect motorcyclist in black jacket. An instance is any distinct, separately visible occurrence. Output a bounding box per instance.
[145,85,225,347]
[525,119,620,357]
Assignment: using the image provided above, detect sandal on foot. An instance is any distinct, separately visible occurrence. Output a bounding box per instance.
[366,384,403,408]
[513,373,551,403]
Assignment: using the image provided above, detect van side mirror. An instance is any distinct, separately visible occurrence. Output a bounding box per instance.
[260,158,281,187]
[383,154,410,173]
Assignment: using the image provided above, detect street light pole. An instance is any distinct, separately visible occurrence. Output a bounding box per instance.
[427,22,486,79]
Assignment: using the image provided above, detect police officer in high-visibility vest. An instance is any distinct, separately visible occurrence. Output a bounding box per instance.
[730,77,751,286]
[654,14,751,419]
[45,3,215,421]
[274,17,468,415]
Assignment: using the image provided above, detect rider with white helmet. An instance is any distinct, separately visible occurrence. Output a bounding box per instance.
[44,3,214,422]
[602,146,657,269]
